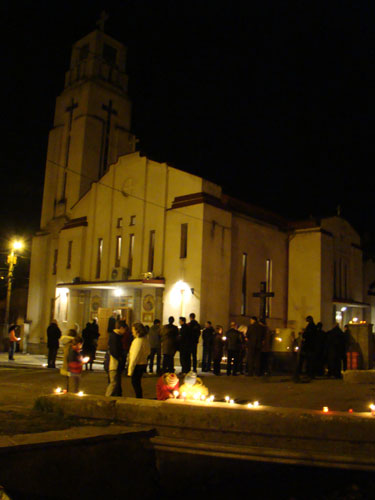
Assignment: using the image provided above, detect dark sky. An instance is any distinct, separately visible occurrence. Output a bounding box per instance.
[1,0,375,249]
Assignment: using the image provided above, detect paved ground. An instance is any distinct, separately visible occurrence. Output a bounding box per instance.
[1,353,375,413]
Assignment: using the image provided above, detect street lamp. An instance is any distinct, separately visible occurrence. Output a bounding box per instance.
[3,240,24,345]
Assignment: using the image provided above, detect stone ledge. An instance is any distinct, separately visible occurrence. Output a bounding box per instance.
[38,394,375,458]
[343,370,375,383]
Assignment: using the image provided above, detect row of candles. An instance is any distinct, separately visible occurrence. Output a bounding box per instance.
[52,387,375,415]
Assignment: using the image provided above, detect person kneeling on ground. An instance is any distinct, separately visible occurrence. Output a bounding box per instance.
[156,372,180,400]
[179,371,209,400]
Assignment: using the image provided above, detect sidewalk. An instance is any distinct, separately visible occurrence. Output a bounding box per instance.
[0,353,104,370]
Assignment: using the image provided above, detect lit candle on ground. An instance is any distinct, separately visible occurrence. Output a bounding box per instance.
[173,390,179,399]
[253,401,259,407]
[182,392,186,400]
[229,399,234,405]
[77,391,84,397]
[54,387,62,394]
[323,406,329,413]
[225,396,230,403]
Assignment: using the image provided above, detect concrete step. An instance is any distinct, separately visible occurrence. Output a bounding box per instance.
[56,348,106,364]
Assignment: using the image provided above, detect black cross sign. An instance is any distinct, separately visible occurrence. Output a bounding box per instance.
[253,281,274,323]
[101,99,118,176]
[62,98,78,199]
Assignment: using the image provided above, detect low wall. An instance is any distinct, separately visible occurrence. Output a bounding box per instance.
[37,394,375,469]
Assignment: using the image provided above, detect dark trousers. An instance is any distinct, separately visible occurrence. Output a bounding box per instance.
[213,357,222,375]
[296,351,314,378]
[48,347,58,368]
[202,347,212,371]
[247,346,261,376]
[180,347,191,373]
[191,344,198,372]
[8,342,15,360]
[227,350,239,375]
[260,352,272,375]
[149,347,161,373]
[131,364,146,398]
[162,354,175,373]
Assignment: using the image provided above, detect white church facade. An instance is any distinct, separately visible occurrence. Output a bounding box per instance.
[26,28,370,353]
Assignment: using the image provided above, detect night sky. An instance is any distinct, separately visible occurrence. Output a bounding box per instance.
[1,0,375,251]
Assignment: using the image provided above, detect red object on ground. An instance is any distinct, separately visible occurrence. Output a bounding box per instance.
[347,352,359,370]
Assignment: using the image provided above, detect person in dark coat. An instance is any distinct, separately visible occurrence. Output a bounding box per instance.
[295,316,317,381]
[148,319,162,374]
[107,312,117,336]
[246,317,265,376]
[105,324,126,397]
[202,321,215,372]
[314,322,327,376]
[260,321,273,376]
[187,313,201,372]
[161,316,179,373]
[46,319,61,368]
[119,320,132,369]
[226,322,242,376]
[82,322,96,371]
[325,323,344,378]
[342,325,351,371]
[179,317,193,374]
[212,325,224,375]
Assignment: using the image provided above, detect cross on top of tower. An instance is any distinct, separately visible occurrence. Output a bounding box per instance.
[96,10,109,32]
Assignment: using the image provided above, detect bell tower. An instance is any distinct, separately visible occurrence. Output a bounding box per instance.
[40,25,135,229]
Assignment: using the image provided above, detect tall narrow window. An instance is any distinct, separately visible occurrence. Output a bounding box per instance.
[67,241,72,269]
[180,223,188,258]
[128,234,135,276]
[148,230,155,272]
[52,249,58,275]
[266,259,272,318]
[344,263,348,299]
[96,238,103,279]
[115,236,122,267]
[333,261,337,298]
[241,253,247,315]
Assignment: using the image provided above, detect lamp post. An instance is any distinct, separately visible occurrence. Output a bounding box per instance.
[3,240,23,345]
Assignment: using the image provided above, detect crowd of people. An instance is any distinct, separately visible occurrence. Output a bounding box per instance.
[40,311,358,398]
[293,316,352,381]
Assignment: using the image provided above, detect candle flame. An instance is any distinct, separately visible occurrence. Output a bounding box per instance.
[77,391,84,397]
[54,387,62,394]
[323,406,329,413]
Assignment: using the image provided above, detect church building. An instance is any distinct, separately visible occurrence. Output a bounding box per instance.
[26,28,370,353]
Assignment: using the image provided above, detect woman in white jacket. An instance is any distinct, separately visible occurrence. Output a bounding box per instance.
[128,322,150,398]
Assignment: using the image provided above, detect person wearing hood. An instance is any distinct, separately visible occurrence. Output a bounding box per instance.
[179,371,209,400]
[156,372,180,400]
[105,323,126,397]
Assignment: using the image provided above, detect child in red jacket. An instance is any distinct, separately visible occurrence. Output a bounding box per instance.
[67,336,89,393]
[156,372,180,400]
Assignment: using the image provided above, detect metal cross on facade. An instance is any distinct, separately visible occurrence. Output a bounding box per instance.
[96,11,109,32]
[252,281,274,323]
[62,98,78,200]
[101,99,118,177]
